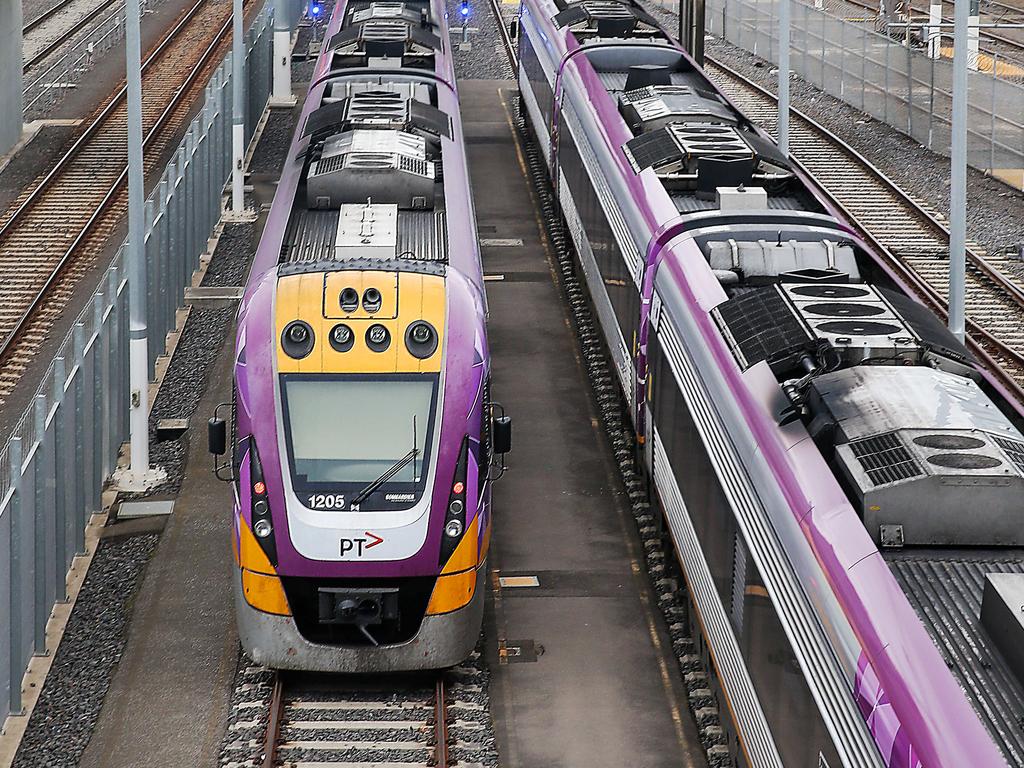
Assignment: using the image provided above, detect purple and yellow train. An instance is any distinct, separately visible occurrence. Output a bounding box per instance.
[518,0,1024,765]
[208,0,509,672]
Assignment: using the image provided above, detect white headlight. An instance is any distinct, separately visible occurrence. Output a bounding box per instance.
[254,518,273,538]
[444,519,463,538]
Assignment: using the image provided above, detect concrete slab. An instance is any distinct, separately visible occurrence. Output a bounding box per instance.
[116,500,175,518]
[462,80,706,768]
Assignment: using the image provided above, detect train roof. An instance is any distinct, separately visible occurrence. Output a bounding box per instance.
[519,0,1024,762]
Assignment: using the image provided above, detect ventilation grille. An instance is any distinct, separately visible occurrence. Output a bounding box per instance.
[669,123,752,160]
[995,437,1024,474]
[313,153,347,176]
[713,288,812,370]
[849,432,924,486]
[362,19,409,40]
[398,154,430,176]
[347,90,408,123]
[620,84,693,104]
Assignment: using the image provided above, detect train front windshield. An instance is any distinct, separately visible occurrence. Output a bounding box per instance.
[280,373,439,510]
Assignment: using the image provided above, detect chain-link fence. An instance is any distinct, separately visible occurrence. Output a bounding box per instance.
[705,0,1024,189]
[0,1,276,725]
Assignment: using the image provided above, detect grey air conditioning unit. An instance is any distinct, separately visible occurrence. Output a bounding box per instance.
[812,366,1024,546]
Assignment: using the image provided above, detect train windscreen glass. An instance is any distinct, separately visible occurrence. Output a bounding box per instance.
[280,374,439,509]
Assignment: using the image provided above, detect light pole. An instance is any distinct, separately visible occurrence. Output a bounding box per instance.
[778,0,789,157]
[231,0,245,214]
[949,0,968,341]
[124,0,153,485]
[271,0,296,107]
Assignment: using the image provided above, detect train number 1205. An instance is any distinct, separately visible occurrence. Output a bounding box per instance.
[307,494,346,510]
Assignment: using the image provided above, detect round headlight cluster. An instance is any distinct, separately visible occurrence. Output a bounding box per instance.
[254,518,273,538]
[363,287,382,313]
[330,323,354,353]
[366,323,391,352]
[405,320,438,359]
[281,320,315,359]
[339,287,359,313]
[444,519,463,538]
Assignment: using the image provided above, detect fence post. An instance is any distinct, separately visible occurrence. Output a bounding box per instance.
[32,396,48,657]
[884,29,890,123]
[991,54,997,171]
[8,438,23,716]
[52,357,68,605]
[92,296,104,513]
[73,323,87,555]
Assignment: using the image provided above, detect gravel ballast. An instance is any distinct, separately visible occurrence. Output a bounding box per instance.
[11,534,160,768]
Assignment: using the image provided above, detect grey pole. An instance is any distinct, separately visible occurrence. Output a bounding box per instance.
[125,0,151,476]
[778,0,790,157]
[949,0,968,341]
[232,0,246,213]
[272,0,296,106]
[0,0,24,154]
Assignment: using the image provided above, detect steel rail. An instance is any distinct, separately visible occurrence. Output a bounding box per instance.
[434,677,450,767]
[0,0,234,368]
[705,56,1024,403]
[260,673,284,768]
[485,0,519,71]
[23,0,121,72]
[22,0,80,33]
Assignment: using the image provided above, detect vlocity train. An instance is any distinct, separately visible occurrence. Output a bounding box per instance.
[517,0,1024,765]
[207,0,510,672]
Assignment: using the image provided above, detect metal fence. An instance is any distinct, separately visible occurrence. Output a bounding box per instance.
[0,2,275,724]
[705,0,1024,189]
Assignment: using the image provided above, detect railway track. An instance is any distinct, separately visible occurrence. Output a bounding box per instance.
[261,667,489,768]
[23,0,121,72]
[704,58,1024,403]
[834,0,1024,63]
[0,0,237,402]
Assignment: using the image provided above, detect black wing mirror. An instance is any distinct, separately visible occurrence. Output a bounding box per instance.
[509,18,520,40]
[492,415,512,455]
[208,403,234,481]
[208,417,227,456]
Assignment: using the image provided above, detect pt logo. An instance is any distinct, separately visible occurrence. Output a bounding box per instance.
[340,531,384,557]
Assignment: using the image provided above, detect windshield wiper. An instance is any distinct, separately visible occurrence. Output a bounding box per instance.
[350,448,419,507]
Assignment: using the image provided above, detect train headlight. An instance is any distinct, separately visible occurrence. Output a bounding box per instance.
[366,324,391,352]
[281,320,315,359]
[340,287,359,313]
[254,499,269,517]
[445,519,463,538]
[254,518,273,538]
[405,320,438,359]
[449,499,464,515]
[330,323,354,353]
[363,287,382,313]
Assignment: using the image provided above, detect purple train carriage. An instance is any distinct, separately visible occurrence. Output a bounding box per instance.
[207,0,511,672]
[517,0,1024,765]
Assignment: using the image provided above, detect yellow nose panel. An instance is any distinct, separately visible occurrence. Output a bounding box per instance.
[276,269,446,374]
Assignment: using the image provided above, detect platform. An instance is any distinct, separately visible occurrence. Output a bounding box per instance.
[463,79,705,768]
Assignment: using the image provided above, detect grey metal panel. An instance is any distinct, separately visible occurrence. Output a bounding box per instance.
[672,194,808,213]
[887,553,1024,766]
[396,210,447,262]
[283,208,447,262]
[812,366,1021,442]
[596,70,693,92]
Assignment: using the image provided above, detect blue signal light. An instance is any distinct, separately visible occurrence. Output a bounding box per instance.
[459,0,470,16]
[311,3,321,15]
